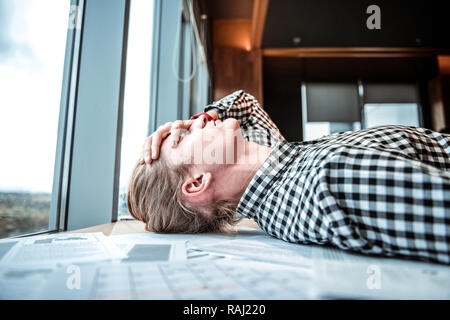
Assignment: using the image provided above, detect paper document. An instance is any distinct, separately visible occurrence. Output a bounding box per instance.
[109,230,261,248]
[187,248,226,260]
[312,246,450,299]
[314,258,450,299]
[39,259,314,300]
[0,233,126,267]
[192,237,313,268]
[0,240,19,260]
[109,234,187,262]
[0,265,58,299]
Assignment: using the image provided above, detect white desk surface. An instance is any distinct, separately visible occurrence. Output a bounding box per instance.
[71,218,261,236]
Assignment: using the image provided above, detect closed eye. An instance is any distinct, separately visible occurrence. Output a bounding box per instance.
[178,130,190,143]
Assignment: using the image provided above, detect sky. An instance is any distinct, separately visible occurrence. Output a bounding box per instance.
[119,0,154,193]
[0,0,154,193]
[0,0,69,192]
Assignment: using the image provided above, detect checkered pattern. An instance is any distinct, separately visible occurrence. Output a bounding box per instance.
[205,90,450,264]
[205,90,285,147]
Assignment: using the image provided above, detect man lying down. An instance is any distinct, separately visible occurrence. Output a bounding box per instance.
[127,90,450,264]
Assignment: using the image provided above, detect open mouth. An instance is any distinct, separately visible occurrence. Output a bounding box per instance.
[205,118,218,127]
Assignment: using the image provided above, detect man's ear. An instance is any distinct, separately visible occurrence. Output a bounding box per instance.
[181,172,213,202]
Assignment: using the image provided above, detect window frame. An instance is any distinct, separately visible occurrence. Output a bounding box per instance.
[47,0,86,234]
[301,80,423,140]
[11,0,84,238]
[12,0,212,237]
[63,0,130,231]
[360,82,423,129]
[149,0,211,134]
[149,0,189,133]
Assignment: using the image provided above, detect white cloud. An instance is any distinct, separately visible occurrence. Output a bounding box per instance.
[0,0,70,192]
[0,0,155,194]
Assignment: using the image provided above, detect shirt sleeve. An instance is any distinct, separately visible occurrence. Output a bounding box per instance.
[204,90,286,147]
[317,146,450,264]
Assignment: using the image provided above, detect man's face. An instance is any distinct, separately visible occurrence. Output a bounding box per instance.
[160,117,244,168]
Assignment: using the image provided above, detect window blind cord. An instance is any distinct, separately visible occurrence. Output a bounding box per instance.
[187,0,207,65]
[171,0,198,83]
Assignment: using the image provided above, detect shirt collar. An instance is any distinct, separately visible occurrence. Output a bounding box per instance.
[236,140,302,219]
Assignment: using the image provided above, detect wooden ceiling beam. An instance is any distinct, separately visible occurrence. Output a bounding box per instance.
[213,19,252,50]
[263,47,450,58]
[250,0,269,49]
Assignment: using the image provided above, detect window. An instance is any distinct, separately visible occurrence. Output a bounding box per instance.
[302,82,422,141]
[304,122,361,141]
[0,0,211,233]
[0,0,71,238]
[180,17,195,119]
[118,0,210,220]
[301,82,361,141]
[362,83,422,128]
[363,103,421,128]
[118,0,154,220]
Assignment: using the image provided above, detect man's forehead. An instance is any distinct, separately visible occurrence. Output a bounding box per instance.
[160,137,171,157]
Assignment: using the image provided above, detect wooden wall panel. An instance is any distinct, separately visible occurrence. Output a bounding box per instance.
[438,55,450,75]
[429,75,450,132]
[213,47,263,104]
[213,19,251,50]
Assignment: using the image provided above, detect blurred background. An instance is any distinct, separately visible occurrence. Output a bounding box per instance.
[205,0,450,140]
[1,0,449,238]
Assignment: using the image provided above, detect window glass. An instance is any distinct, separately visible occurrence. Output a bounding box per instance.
[304,122,360,141]
[364,103,420,128]
[304,122,331,141]
[0,0,70,238]
[118,0,154,219]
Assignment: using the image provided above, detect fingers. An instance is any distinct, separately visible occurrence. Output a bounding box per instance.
[169,120,183,147]
[140,136,152,164]
[139,122,171,164]
[150,122,172,161]
[170,120,193,148]
[139,119,194,165]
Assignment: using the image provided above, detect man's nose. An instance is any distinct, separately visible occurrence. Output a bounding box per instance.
[192,115,208,129]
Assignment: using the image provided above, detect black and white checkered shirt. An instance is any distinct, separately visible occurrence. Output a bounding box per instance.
[205,90,450,264]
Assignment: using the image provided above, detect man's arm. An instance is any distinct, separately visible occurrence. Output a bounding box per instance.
[141,90,284,163]
[204,90,285,146]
